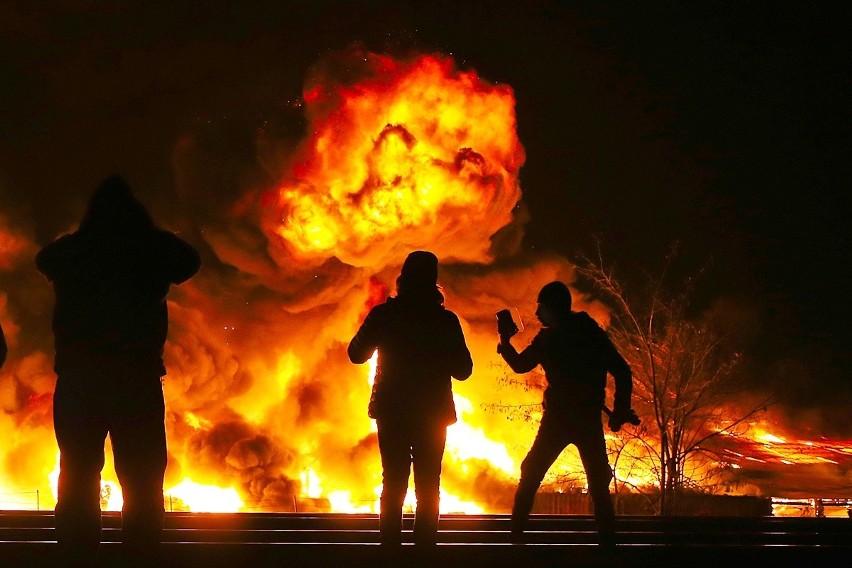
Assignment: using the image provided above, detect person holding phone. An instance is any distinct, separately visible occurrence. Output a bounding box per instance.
[37,175,201,566]
[497,281,634,547]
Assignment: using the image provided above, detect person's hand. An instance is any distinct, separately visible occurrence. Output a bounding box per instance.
[496,309,519,338]
[608,408,641,432]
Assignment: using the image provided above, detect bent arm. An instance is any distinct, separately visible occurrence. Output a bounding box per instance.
[447,315,473,380]
[606,341,633,412]
[497,336,540,374]
[0,324,6,369]
[35,235,74,282]
[161,232,201,285]
[348,309,380,364]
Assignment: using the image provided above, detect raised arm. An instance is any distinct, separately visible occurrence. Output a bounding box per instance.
[157,231,201,285]
[35,235,75,283]
[497,335,540,374]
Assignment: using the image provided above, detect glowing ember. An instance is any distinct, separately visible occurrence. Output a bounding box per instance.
[716,422,851,467]
[757,432,786,445]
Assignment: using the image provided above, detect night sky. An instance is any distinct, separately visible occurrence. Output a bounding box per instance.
[1,2,849,436]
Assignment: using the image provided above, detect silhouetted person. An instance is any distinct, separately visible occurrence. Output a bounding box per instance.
[36,175,200,566]
[348,251,473,546]
[497,281,633,547]
[0,322,6,369]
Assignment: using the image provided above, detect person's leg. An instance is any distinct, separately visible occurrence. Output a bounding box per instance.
[511,413,568,539]
[411,422,447,545]
[111,378,167,560]
[376,420,412,545]
[53,376,108,564]
[575,423,616,546]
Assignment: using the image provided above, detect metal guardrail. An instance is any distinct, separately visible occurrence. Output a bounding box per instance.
[1,511,850,568]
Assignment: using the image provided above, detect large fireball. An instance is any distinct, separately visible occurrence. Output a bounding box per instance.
[261,51,525,268]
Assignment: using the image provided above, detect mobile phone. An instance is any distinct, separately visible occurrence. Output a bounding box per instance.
[496,308,522,336]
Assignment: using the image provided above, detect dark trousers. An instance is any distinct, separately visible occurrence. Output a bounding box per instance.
[512,409,615,541]
[53,371,168,563]
[376,418,447,545]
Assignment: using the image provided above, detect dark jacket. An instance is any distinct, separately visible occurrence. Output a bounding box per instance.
[348,295,473,425]
[500,311,632,415]
[0,323,6,369]
[36,183,200,377]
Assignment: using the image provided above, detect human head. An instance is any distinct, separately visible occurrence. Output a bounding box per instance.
[400,250,438,284]
[79,174,154,233]
[396,250,442,303]
[536,281,573,325]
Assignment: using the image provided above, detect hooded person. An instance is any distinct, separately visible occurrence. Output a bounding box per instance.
[497,281,634,548]
[348,250,473,546]
[36,174,201,566]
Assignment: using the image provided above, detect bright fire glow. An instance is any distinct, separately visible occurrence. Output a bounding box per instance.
[1,49,850,518]
[367,350,378,387]
[403,488,484,515]
[167,479,244,513]
[301,468,322,499]
[262,51,524,269]
[715,421,851,467]
[446,394,515,475]
[758,432,786,444]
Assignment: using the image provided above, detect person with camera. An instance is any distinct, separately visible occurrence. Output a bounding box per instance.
[37,175,201,566]
[497,281,635,547]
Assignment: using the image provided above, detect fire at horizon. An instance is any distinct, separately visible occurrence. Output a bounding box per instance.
[1,49,850,515]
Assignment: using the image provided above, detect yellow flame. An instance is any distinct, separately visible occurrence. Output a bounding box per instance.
[402,488,483,515]
[263,53,523,267]
[185,411,212,430]
[757,432,786,444]
[367,350,379,387]
[167,479,243,512]
[327,489,375,514]
[446,394,515,475]
[101,481,123,511]
[300,467,323,499]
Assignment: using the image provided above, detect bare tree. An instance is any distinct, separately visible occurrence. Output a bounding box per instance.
[575,244,770,514]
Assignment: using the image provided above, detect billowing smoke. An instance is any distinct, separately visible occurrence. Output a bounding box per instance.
[2,46,839,512]
[162,47,558,511]
[0,46,559,512]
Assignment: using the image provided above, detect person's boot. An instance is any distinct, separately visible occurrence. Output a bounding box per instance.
[598,528,617,550]
[379,511,403,547]
[509,514,528,544]
[412,506,439,547]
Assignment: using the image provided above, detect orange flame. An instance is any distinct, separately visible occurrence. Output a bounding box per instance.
[261,51,525,268]
[3,49,850,516]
